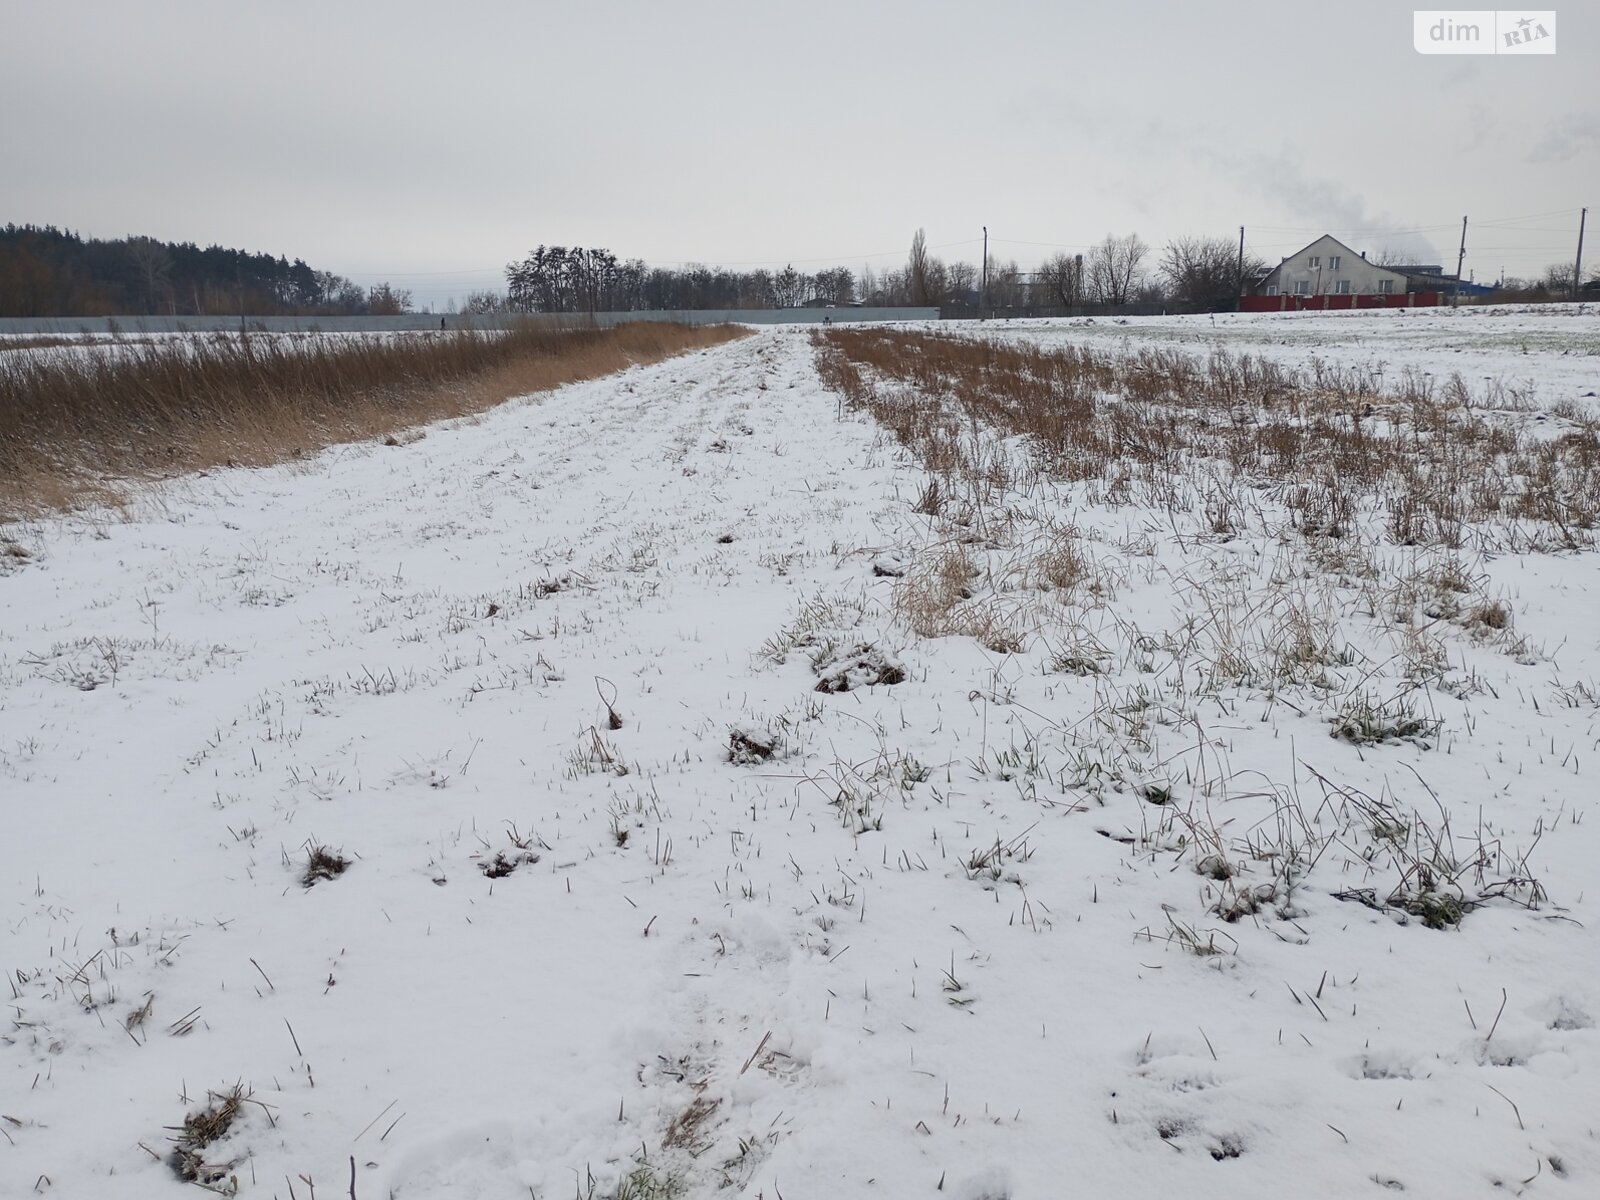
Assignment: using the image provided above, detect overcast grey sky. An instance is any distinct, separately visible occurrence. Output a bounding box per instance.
[3,1,1595,307]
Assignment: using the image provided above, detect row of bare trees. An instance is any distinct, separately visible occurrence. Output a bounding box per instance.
[856,229,1267,311]
[490,229,1591,315]
[1490,263,1598,302]
[496,231,1210,314]
[498,247,857,313]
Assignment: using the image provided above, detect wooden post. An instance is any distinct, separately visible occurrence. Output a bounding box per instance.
[981,226,988,318]
[1574,207,1587,301]
[1236,226,1245,308]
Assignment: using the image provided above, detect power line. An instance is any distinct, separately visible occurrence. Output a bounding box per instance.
[1469,207,1586,226]
[345,239,988,279]
[341,211,1586,284]
[1248,207,1581,234]
[992,237,1097,251]
[1247,223,1462,235]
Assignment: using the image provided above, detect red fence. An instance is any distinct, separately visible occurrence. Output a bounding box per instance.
[1240,293,1444,312]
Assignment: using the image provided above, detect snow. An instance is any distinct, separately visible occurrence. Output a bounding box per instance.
[972,303,1600,419]
[2,311,1598,1198]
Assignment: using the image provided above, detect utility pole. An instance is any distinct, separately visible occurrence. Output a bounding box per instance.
[981,226,989,319]
[1574,207,1587,301]
[1453,215,1468,305]
[1237,225,1246,307]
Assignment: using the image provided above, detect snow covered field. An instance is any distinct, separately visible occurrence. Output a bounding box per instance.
[3,310,1598,1199]
[979,304,1600,420]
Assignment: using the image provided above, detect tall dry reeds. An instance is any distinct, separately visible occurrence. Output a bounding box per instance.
[0,321,746,518]
[814,326,1599,552]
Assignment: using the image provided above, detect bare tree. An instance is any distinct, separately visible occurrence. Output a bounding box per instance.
[809,266,855,305]
[1037,252,1083,307]
[1373,247,1421,268]
[908,228,934,306]
[1160,235,1265,311]
[858,264,878,304]
[366,282,412,315]
[126,237,172,312]
[1086,233,1148,305]
[987,259,1024,308]
[946,261,977,301]
[1541,263,1576,295]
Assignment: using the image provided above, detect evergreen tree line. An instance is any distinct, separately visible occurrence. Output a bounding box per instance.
[0,224,412,318]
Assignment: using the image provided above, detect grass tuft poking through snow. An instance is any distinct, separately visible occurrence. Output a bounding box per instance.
[299,842,351,887]
[166,1084,247,1188]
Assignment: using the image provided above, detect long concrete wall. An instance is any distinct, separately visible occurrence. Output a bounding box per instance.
[0,308,938,336]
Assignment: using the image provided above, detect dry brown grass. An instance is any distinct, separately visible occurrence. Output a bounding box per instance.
[892,540,1033,654]
[166,1084,246,1185]
[0,321,747,520]
[813,327,1599,553]
[894,543,976,636]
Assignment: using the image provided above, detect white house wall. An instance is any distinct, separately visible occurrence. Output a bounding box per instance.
[1264,235,1409,296]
